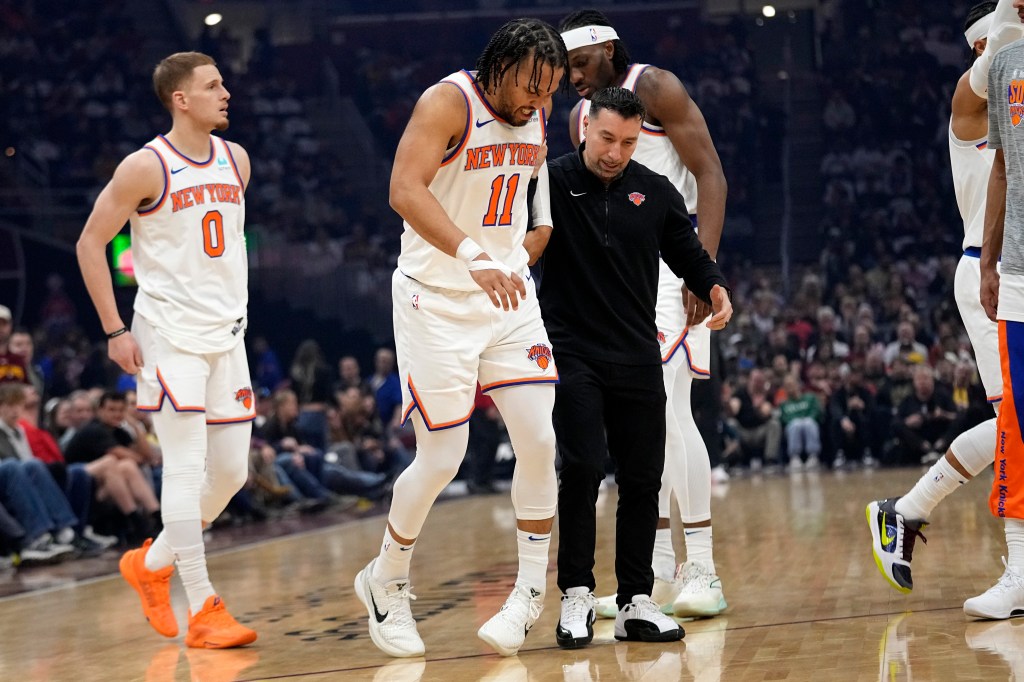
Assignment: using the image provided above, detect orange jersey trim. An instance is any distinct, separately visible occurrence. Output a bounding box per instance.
[221,138,246,192]
[403,375,474,431]
[157,134,215,167]
[156,368,206,413]
[207,414,256,424]
[480,372,560,393]
[138,146,169,216]
[440,80,472,167]
[468,70,511,125]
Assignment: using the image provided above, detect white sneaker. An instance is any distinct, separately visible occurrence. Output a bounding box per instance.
[354,559,425,657]
[82,525,118,549]
[964,558,1024,620]
[614,594,684,642]
[710,465,730,484]
[595,576,678,619]
[787,457,803,473]
[672,561,727,617]
[805,455,821,471]
[556,586,598,649]
[594,593,618,619]
[477,583,544,656]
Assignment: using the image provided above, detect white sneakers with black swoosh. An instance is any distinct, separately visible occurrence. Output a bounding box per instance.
[477,583,544,656]
[355,559,425,657]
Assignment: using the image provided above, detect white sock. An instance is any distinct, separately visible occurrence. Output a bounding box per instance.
[895,457,965,521]
[652,527,676,582]
[372,526,414,583]
[516,528,550,594]
[684,526,715,572]
[1007,519,1024,571]
[175,542,215,614]
[144,531,176,572]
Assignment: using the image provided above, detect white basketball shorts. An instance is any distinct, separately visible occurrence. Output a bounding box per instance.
[133,314,256,423]
[393,268,558,431]
[659,321,711,380]
[955,252,1002,404]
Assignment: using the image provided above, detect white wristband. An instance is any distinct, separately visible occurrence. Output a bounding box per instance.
[456,237,485,264]
[467,258,513,277]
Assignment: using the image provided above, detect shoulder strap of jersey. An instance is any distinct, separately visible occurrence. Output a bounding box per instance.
[138,138,169,216]
[437,71,475,166]
[622,64,650,92]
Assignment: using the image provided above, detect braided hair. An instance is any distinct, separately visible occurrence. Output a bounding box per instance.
[475,18,568,93]
[559,9,630,75]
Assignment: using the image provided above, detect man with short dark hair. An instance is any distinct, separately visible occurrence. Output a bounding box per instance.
[533,87,731,648]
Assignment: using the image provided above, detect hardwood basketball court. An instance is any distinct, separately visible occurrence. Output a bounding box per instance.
[0,467,1016,681]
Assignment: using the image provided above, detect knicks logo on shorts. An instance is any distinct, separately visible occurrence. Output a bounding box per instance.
[526,343,553,370]
[1009,80,1024,127]
[657,331,666,344]
[234,387,254,410]
[628,192,646,206]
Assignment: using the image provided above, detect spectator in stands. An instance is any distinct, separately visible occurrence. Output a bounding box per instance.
[289,339,333,450]
[251,336,283,392]
[807,306,850,362]
[727,369,782,470]
[828,364,877,469]
[335,355,368,396]
[0,305,28,386]
[778,375,822,471]
[0,383,96,556]
[892,365,958,466]
[8,328,43,397]
[884,320,929,367]
[58,390,96,450]
[63,391,161,541]
[368,347,402,428]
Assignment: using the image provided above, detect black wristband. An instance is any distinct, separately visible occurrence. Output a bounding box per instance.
[106,327,129,339]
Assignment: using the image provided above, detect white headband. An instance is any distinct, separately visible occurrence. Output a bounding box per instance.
[561,25,620,52]
[965,14,993,47]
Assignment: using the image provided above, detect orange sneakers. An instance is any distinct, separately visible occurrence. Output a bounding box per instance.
[185,595,258,649]
[120,538,178,637]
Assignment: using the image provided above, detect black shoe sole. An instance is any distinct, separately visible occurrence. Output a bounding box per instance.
[614,621,685,642]
[555,623,594,649]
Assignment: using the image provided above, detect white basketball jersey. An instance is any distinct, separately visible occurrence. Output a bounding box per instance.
[578,63,699,330]
[949,121,994,250]
[397,70,545,291]
[132,134,248,354]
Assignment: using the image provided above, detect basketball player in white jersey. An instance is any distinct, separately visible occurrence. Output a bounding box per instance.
[552,9,729,619]
[353,19,566,658]
[868,1,1024,619]
[77,52,257,648]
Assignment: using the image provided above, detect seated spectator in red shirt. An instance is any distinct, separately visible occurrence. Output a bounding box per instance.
[0,305,28,386]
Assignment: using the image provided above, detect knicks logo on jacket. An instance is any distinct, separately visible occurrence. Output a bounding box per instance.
[1009,80,1024,127]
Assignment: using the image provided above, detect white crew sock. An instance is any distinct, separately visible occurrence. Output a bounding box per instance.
[684,526,715,572]
[652,527,676,582]
[372,526,415,583]
[895,457,965,521]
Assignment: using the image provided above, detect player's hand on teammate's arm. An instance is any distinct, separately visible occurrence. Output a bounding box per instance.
[981,267,1000,322]
[705,284,732,331]
[469,255,527,311]
[108,332,144,375]
[531,143,548,179]
[682,285,713,328]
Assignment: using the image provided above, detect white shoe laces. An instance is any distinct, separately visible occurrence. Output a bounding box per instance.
[384,582,418,629]
[989,558,1024,595]
[562,591,597,624]
[677,562,714,594]
[500,586,543,627]
[628,595,665,619]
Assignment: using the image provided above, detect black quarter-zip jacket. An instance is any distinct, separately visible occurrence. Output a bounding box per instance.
[538,146,728,366]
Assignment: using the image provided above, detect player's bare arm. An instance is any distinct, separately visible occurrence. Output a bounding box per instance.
[981,148,1006,321]
[952,70,990,141]
[390,82,526,310]
[568,99,584,148]
[639,67,727,325]
[77,150,165,374]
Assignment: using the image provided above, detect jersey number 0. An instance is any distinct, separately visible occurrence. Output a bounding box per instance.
[202,210,225,258]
